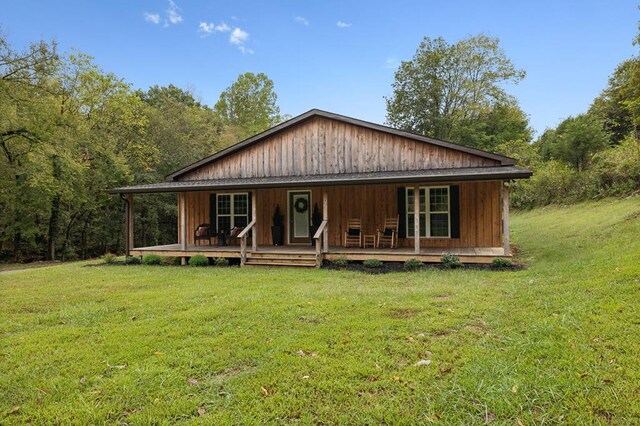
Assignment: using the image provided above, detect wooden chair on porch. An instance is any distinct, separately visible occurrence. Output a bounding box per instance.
[376,216,399,248]
[343,219,362,248]
[194,224,213,246]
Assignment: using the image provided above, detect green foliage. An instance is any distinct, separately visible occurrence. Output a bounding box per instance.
[215,72,282,139]
[124,256,141,265]
[363,259,383,268]
[188,255,209,267]
[214,257,230,267]
[491,257,513,268]
[160,256,181,266]
[403,258,423,271]
[441,253,463,269]
[102,253,117,264]
[536,114,609,171]
[0,33,282,263]
[331,256,349,267]
[142,254,162,265]
[385,34,526,147]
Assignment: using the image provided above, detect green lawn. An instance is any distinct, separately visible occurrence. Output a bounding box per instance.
[1,198,640,424]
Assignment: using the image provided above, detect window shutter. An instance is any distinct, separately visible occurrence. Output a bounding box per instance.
[397,187,406,238]
[209,193,217,233]
[247,192,253,238]
[450,185,460,238]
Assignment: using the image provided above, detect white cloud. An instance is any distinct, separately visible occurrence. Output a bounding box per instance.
[230,27,249,45]
[144,12,161,24]
[166,0,183,25]
[294,16,309,26]
[199,21,230,36]
[144,1,183,26]
[229,28,253,54]
[336,20,352,28]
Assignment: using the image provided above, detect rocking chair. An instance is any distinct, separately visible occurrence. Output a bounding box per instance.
[376,216,399,248]
[343,218,362,248]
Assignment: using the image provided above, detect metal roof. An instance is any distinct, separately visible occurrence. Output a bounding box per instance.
[108,166,532,194]
[165,109,518,181]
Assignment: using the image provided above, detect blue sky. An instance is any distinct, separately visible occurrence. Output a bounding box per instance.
[2,0,638,136]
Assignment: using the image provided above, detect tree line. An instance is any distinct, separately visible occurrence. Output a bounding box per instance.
[385,31,640,208]
[0,33,282,261]
[2,22,639,262]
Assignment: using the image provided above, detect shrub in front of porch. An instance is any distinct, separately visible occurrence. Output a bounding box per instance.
[188,255,210,267]
[404,258,424,271]
[102,253,117,264]
[363,259,383,268]
[441,254,464,269]
[331,256,349,267]
[143,254,162,265]
[214,257,230,267]
[491,257,513,269]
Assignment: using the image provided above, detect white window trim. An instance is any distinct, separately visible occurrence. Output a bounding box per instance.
[406,185,451,239]
[217,192,249,231]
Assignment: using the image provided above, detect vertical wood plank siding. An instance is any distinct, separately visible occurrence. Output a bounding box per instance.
[180,117,499,181]
[179,181,502,248]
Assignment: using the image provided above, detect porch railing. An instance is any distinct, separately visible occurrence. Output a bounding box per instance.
[313,220,328,268]
[239,219,256,265]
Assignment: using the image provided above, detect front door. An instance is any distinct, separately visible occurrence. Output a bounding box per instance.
[288,190,311,244]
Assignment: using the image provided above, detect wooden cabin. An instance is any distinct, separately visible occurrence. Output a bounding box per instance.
[109,109,532,267]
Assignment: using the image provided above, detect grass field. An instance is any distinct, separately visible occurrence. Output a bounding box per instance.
[1,197,639,424]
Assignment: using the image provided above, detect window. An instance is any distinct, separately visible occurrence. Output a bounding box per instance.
[406,186,450,238]
[217,193,248,231]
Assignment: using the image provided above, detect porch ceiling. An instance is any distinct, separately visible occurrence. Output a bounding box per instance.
[107,165,532,194]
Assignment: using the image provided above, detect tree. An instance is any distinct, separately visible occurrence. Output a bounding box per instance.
[215,72,282,139]
[589,58,640,144]
[385,34,526,145]
[451,102,532,151]
[536,114,609,171]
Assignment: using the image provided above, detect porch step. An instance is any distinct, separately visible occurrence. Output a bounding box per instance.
[244,251,318,268]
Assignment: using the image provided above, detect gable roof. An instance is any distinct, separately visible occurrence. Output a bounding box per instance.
[165,109,517,181]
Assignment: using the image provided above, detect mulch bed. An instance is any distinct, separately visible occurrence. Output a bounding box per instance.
[322,261,524,274]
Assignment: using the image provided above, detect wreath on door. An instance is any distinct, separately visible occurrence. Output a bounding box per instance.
[294,197,308,213]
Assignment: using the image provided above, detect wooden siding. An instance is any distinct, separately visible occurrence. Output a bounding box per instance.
[180,117,499,181]
[178,181,502,248]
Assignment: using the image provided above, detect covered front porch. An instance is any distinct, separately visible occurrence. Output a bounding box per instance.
[118,178,513,267]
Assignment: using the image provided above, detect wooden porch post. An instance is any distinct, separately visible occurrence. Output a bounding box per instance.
[414,187,420,255]
[125,193,133,256]
[502,182,511,256]
[180,192,187,265]
[322,189,328,253]
[251,190,257,251]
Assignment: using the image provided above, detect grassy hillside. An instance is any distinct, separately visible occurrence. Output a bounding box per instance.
[1,197,639,424]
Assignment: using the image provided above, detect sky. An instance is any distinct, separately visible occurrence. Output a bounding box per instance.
[2,0,639,136]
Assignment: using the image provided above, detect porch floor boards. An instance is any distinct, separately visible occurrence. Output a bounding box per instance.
[129,244,507,263]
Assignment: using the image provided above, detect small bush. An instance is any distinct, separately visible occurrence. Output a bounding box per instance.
[332,256,349,267]
[441,253,463,269]
[102,253,117,264]
[143,254,162,265]
[161,256,181,266]
[491,257,513,268]
[404,258,423,271]
[125,256,141,265]
[214,257,230,267]
[363,259,383,268]
[189,255,209,267]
